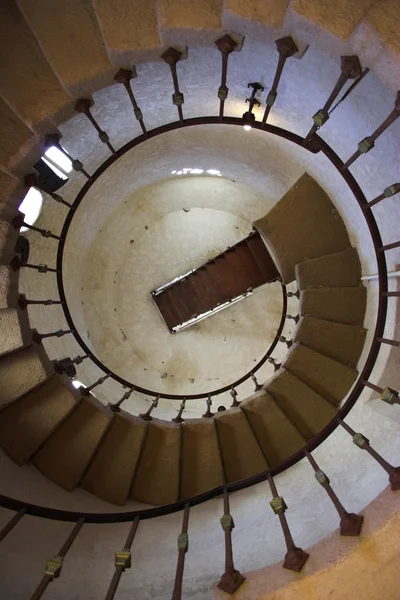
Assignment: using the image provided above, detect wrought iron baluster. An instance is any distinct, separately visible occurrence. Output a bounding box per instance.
[304,55,362,145]
[10,256,58,273]
[267,473,309,571]
[139,395,160,421]
[44,133,91,179]
[114,68,147,134]
[172,398,186,423]
[362,381,400,405]
[109,387,135,412]
[262,36,298,125]
[18,294,64,310]
[75,99,116,155]
[305,450,363,535]
[267,357,281,371]
[104,516,140,600]
[162,48,185,123]
[25,173,72,208]
[338,418,400,490]
[0,508,26,543]
[251,373,263,392]
[32,329,74,344]
[217,488,245,593]
[215,35,237,119]
[12,214,61,240]
[171,503,190,600]
[202,394,214,418]
[29,518,84,600]
[342,91,400,170]
[230,387,240,407]
[364,183,400,209]
[80,374,110,396]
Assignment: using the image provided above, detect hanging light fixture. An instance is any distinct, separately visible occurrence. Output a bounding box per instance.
[242,82,264,131]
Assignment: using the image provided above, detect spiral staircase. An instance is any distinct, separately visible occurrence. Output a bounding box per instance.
[0,2,400,599]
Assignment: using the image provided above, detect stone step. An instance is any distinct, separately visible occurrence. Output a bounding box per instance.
[17,0,113,96]
[282,343,358,408]
[0,96,37,172]
[158,0,226,48]
[241,390,306,467]
[253,173,351,283]
[180,419,225,498]
[0,308,31,358]
[0,265,18,310]
[214,407,268,482]
[293,316,367,368]
[266,369,337,441]
[299,286,367,326]
[33,396,112,491]
[81,412,147,505]
[0,375,79,464]
[131,420,181,505]
[0,345,53,411]
[295,248,362,291]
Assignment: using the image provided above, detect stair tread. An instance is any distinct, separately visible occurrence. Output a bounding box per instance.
[0,345,53,410]
[245,234,280,282]
[81,412,147,505]
[0,308,28,358]
[299,286,367,325]
[131,421,181,505]
[266,368,337,440]
[33,397,112,491]
[253,173,351,283]
[0,375,79,465]
[214,407,268,482]
[0,265,17,309]
[241,390,306,467]
[282,342,358,407]
[295,248,362,290]
[293,316,366,368]
[180,419,225,498]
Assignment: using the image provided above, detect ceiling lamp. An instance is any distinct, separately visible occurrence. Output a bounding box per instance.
[242,81,264,131]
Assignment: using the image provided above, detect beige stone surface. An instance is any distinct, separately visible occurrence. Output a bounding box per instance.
[295,248,362,290]
[81,412,147,505]
[0,346,52,410]
[292,0,375,41]
[180,419,224,498]
[0,265,16,309]
[0,170,20,209]
[0,97,37,171]
[214,407,267,482]
[224,0,290,30]
[282,343,357,408]
[131,420,181,505]
[0,375,79,464]
[0,308,25,357]
[299,286,367,326]
[241,391,306,466]
[253,173,351,284]
[294,316,367,368]
[266,368,337,440]
[93,0,161,65]
[33,396,111,490]
[0,2,70,127]
[17,0,112,93]
[366,0,400,54]
[159,0,222,30]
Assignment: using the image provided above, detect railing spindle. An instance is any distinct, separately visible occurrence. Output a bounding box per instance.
[139,395,160,421]
[172,398,186,423]
[305,450,363,535]
[284,313,300,324]
[251,372,263,392]
[44,133,91,179]
[25,173,72,208]
[74,99,116,155]
[338,418,400,490]
[32,329,74,343]
[375,337,400,348]
[29,518,84,600]
[171,503,190,600]
[267,473,309,571]
[104,516,140,600]
[230,387,240,407]
[12,215,61,240]
[18,294,64,310]
[10,256,58,273]
[162,48,185,123]
[364,183,400,209]
[287,290,300,298]
[262,36,298,125]
[80,374,110,396]
[215,35,237,119]
[362,381,400,405]
[0,508,26,543]
[217,488,245,593]
[114,68,147,134]
[342,91,400,170]
[202,394,214,418]
[109,386,135,412]
[279,335,292,348]
[267,357,281,371]
[304,56,362,145]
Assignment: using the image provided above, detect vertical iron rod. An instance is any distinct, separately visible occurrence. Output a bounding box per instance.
[44,133,91,179]
[104,516,140,600]
[217,488,245,594]
[75,99,116,155]
[171,503,190,600]
[114,69,147,134]
[262,36,298,124]
[0,509,26,543]
[161,48,185,123]
[24,174,72,208]
[215,35,238,119]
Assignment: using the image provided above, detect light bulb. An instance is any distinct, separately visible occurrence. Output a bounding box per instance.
[244,124,252,131]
